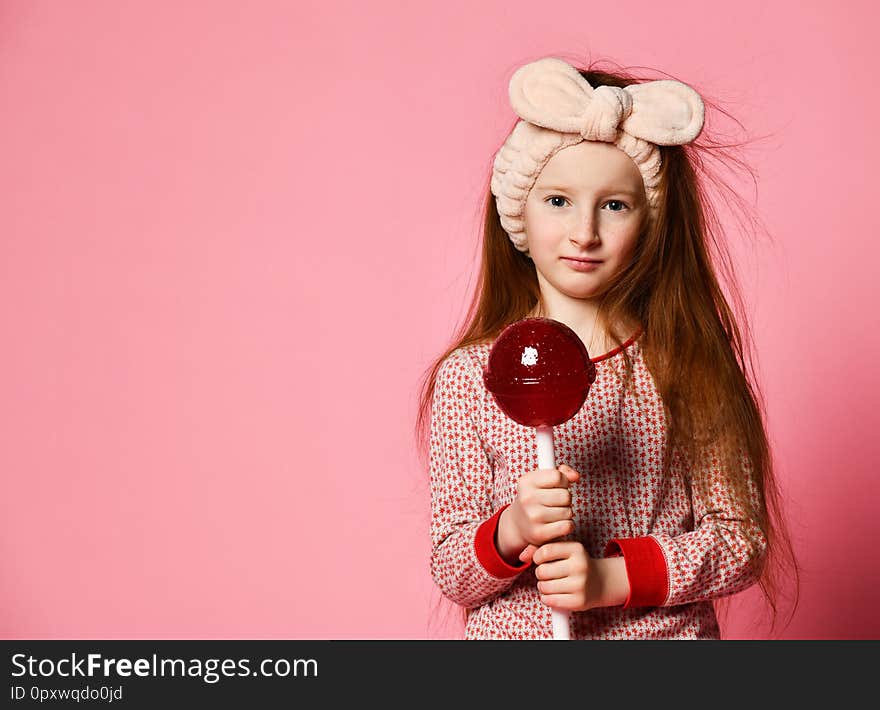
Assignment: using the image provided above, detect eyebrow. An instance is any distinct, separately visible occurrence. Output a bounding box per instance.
[536,185,640,197]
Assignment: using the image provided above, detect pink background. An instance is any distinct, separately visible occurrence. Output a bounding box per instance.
[1,1,877,639]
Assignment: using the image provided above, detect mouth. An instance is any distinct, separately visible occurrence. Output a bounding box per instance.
[561,257,603,264]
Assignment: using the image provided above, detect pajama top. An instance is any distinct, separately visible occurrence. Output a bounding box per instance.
[428,327,767,639]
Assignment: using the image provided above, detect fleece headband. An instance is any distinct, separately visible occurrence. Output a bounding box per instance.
[490,57,706,256]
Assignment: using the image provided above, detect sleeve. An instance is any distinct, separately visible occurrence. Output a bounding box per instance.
[429,351,530,609]
[604,442,768,609]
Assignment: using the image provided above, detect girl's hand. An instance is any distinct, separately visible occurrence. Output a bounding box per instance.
[519,541,600,612]
[505,464,579,549]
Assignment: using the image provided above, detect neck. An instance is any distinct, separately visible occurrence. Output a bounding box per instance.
[527,302,638,357]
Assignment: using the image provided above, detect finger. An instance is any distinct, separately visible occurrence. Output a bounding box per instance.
[543,519,576,539]
[539,593,576,611]
[519,544,537,563]
[535,468,571,489]
[558,464,580,483]
[536,573,573,595]
[534,539,582,565]
[535,558,570,581]
[533,506,574,524]
[538,487,572,508]
[529,519,575,541]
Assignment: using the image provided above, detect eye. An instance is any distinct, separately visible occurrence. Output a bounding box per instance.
[545,196,630,211]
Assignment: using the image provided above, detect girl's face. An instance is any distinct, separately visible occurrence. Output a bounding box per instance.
[523,140,647,302]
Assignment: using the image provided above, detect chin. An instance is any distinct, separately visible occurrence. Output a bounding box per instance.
[563,285,603,299]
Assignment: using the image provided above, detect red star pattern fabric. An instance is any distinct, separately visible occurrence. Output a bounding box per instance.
[429,329,767,639]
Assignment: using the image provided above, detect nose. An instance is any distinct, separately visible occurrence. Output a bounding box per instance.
[570,214,601,248]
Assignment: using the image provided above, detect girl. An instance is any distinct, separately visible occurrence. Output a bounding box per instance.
[415,56,799,640]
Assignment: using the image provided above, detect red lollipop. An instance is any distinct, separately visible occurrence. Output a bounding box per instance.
[483,318,596,427]
[483,317,597,640]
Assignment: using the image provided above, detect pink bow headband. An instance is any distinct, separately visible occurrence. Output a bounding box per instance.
[490,57,706,256]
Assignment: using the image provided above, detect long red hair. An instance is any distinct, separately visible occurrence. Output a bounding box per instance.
[414,58,800,638]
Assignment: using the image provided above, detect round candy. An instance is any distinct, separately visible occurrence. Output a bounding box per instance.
[483,317,597,427]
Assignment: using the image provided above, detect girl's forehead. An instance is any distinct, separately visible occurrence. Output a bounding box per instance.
[537,141,642,190]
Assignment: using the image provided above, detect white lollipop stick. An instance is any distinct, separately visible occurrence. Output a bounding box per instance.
[535,424,571,640]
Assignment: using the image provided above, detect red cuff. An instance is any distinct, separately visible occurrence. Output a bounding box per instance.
[474,504,531,578]
[603,536,668,608]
